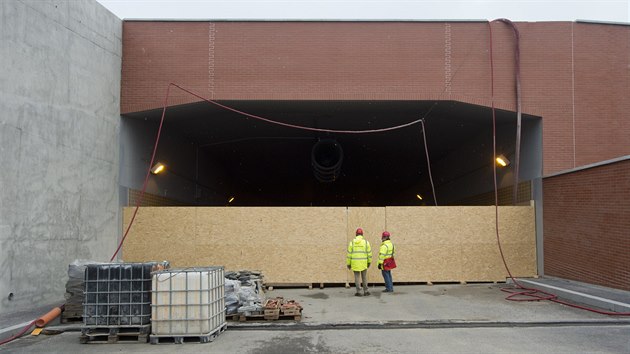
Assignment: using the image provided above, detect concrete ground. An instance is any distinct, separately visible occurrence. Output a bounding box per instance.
[1,277,629,353]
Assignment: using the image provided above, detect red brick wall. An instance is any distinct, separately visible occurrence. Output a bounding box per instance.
[543,159,630,291]
[121,21,630,176]
[122,22,211,112]
[573,23,630,167]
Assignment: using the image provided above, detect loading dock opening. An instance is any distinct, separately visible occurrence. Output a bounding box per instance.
[121,99,541,207]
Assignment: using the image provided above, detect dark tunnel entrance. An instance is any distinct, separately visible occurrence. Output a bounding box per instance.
[121,100,542,206]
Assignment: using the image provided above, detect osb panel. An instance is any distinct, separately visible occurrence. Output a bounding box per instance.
[385,206,536,282]
[460,243,507,281]
[124,207,348,283]
[122,205,536,284]
[123,207,198,264]
[393,243,463,282]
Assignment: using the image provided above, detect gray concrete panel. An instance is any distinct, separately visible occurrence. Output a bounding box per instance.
[0,0,121,315]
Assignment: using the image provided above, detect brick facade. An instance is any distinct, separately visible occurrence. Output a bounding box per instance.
[121,20,630,176]
[543,159,630,291]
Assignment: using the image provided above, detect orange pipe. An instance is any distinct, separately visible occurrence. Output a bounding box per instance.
[35,306,62,328]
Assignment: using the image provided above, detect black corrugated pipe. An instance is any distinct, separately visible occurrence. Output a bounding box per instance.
[311,139,343,182]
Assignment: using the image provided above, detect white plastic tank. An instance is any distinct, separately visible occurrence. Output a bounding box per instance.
[151,267,226,336]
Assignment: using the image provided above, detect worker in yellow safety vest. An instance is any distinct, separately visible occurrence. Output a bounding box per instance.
[378,231,395,292]
[346,227,372,296]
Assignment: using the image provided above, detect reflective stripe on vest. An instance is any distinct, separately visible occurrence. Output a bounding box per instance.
[379,240,394,262]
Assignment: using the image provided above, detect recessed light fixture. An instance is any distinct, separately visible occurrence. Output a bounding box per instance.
[150,162,166,174]
[496,155,510,167]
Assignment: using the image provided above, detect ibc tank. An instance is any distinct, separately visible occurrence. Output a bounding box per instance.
[151,267,226,336]
[83,263,155,326]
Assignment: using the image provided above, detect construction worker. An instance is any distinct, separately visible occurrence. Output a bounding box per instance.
[346,227,372,296]
[378,231,395,292]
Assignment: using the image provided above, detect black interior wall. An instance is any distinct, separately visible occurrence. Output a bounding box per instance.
[122,100,541,206]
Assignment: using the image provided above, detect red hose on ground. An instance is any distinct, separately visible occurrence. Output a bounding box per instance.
[0,304,65,346]
[0,320,36,346]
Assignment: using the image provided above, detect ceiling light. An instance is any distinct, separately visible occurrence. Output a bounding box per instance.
[228,196,235,203]
[150,162,166,174]
[416,194,423,200]
[496,155,510,167]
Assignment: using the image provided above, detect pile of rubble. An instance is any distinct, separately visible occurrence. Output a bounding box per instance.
[224,271,303,321]
[224,270,266,317]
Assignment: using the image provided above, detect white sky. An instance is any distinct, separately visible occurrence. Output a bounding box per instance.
[96,0,630,23]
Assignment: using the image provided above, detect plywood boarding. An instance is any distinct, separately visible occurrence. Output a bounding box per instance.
[385,206,537,282]
[124,207,348,283]
[123,205,536,284]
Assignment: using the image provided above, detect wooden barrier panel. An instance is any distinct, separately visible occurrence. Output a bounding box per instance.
[384,206,536,283]
[122,205,536,284]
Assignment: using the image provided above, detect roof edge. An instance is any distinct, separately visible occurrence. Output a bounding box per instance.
[121,19,630,26]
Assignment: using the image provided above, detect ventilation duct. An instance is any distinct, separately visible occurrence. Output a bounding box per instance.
[311,139,343,182]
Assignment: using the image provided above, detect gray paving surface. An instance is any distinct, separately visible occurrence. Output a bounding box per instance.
[1,278,629,353]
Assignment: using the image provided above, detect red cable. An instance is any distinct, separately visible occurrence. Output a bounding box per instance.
[419,119,438,206]
[170,83,426,134]
[110,84,172,261]
[0,320,35,346]
[495,18,523,206]
[488,20,630,316]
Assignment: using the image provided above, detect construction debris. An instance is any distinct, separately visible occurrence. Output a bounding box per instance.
[225,270,266,316]
[63,260,97,323]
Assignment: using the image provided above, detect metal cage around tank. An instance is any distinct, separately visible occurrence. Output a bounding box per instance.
[83,262,155,326]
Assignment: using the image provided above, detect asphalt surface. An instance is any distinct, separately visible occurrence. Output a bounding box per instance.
[1,278,629,353]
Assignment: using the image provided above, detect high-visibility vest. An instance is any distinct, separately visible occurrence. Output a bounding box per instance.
[346,235,372,271]
[378,239,394,266]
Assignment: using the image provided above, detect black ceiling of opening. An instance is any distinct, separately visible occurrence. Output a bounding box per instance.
[125,100,523,205]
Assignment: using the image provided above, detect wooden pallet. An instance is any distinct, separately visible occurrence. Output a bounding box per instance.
[265,283,313,290]
[266,282,339,290]
[80,325,150,344]
[280,300,302,316]
[149,323,227,344]
[234,313,302,322]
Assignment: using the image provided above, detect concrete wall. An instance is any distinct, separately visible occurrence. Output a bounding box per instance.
[0,0,122,314]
